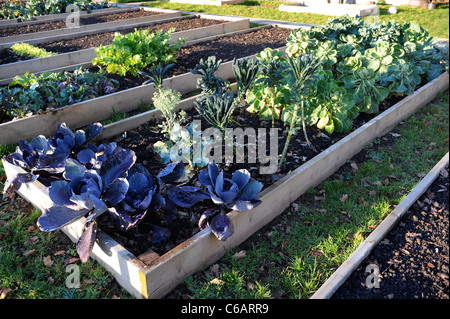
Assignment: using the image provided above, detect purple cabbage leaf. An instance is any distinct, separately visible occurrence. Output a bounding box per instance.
[170,161,263,242]
[2,122,104,198]
[38,147,136,262]
[199,161,263,211]
[109,163,165,232]
[198,208,234,241]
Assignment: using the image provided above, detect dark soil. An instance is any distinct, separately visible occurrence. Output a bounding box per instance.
[0,8,163,38]
[0,16,227,65]
[332,166,449,299]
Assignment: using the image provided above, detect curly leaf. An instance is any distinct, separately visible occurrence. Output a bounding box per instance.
[157,162,184,184]
[100,148,136,187]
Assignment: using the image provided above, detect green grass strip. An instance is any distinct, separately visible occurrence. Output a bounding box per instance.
[137,1,449,39]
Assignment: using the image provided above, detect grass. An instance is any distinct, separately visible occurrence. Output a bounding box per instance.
[134,1,449,39]
[0,200,132,298]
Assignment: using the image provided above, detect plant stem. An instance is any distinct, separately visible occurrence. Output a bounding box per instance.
[279,103,299,168]
[279,129,294,169]
[301,99,316,152]
[271,93,276,128]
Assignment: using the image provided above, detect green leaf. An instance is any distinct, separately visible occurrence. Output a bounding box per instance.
[325,120,335,134]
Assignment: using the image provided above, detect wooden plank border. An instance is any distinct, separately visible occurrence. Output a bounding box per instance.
[2,71,447,299]
[0,11,186,50]
[0,8,182,46]
[0,22,266,86]
[311,152,450,299]
[0,7,131,28]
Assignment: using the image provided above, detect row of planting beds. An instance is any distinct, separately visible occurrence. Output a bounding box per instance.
[0,7,179,47]
[0,13,250,78]
[1,9,449,299]
[0,21,291,145]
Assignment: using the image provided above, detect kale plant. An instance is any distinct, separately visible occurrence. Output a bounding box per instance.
[194,87,236,133]
[279,54,321,167]
[190,56,229,95]
[232,57,259,104]
[138,62,175,89]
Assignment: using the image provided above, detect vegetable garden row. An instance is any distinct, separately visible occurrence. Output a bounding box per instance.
[1,3,449,298]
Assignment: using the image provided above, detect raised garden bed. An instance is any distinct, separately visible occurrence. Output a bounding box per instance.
[169,0,245,5]
[0,8,180,46]
[0,14,236,62]
[325,153,449,299]
[3,71,448,299]
[0,25,290,145]
[0,6,124,27]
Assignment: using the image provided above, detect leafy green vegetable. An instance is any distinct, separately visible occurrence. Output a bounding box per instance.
[232,57,259,103]
[152,87,185,137]
[194,87,236,133]
[245,48,290,127]
[309,70,357,134]
[11,43,56,59]
[282,15,449,137]
[93,28,184,76]
[279,54,321,168]
[190,56,229,95]
[0,67,118,120]
[138,63,175,89]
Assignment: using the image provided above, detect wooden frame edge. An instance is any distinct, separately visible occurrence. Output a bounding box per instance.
[310,152,450,299]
